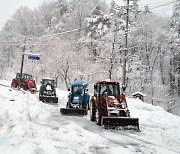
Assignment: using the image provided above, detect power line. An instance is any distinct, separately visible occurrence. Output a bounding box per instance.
[0,1,176,46]
[132,0,175,15]
[150,0,176,10]
[27,29,78,40]
[128,0,175,35]
[0,28,79,44]
[141,0,175,6]
[156,2,174,16]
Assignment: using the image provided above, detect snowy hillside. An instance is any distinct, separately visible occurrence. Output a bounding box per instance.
[0,80,180,154]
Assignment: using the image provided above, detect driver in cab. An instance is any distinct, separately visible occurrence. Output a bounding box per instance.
[103,85,112,96]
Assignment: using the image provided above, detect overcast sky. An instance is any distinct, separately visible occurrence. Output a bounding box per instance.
[0,0,174,31]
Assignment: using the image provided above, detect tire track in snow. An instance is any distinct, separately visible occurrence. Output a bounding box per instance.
[47,106,180,154]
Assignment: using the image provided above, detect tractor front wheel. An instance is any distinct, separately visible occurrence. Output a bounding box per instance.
[95,107,102,126]
[22,85,28,90]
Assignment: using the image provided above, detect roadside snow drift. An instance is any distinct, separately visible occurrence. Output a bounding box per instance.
[0,80,180,154]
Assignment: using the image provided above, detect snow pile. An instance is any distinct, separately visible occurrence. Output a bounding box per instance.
[0,81,109,154]
[127,97,180,153]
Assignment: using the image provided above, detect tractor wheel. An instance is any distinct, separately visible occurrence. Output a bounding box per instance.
[95,107,102,126]
[90,100,96,121]
[88,103,90,110]
[84,104,89,115]
[66,102,71,108]
[84,104,88,115]
[22,85,28,91]
[11,81,17,88]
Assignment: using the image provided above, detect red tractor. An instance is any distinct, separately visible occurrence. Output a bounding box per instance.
[11,73,37,94]
[90,80,139,129]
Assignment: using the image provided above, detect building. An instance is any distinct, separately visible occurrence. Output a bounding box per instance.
[132,92,146,102]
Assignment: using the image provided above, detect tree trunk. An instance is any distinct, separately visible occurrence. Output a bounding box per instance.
[150,56,157,105]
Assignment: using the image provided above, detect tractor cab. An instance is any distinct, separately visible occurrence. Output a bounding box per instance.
[60,82,90,116]
[41,79,57,90]
[94,81,120,97]
[93,80,128,116]
[68,82,89,109]
[16,73,33,80]
[72,85,84,95]
[39,78,58,103]
[40,78,57,96]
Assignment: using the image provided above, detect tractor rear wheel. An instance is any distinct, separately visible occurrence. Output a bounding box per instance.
[95,107,102,126]
[11,81,18,88]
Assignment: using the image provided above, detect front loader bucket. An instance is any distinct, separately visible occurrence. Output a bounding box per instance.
[39,96,58,103]
[60,108,87,116]
[102,117,139,130]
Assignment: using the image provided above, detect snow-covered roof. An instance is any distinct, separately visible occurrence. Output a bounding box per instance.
[72,82,88,87]
[42,78,54,80]
[132,91,146,97]
[95,79,118,84]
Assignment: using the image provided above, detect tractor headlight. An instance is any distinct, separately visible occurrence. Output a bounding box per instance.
[121,104,125,108]
[120,103,126,109]
[73,99,80,104]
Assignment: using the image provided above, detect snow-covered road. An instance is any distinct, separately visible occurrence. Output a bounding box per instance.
[0,80,180,154]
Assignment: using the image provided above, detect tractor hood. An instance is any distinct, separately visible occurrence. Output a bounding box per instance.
[46,85,52,91]
[106,96,120,106]
[72,94,82,104]
[105,96,127,109]
[24,79,36,88]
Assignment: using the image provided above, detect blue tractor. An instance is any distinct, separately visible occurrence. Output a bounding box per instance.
[60,82,90,115]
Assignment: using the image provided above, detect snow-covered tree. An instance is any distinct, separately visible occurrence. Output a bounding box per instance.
[167,0,180,113]
[171,0,180,36]
[86,5,110,39]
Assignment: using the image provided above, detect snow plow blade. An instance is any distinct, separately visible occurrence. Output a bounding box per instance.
[60,108,87,116]
[102,117,139,130]
[39,96,58,103]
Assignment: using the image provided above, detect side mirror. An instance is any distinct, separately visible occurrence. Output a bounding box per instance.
[122,86,126,92]
[68,88,70,91]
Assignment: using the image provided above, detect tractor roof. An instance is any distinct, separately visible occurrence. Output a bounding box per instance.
[132,92,146,97]
[72,82,88,87]
[95,79,119,84]
[17,73,32,76]
[42,78,54,81]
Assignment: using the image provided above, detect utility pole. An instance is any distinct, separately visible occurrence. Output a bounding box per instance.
[122,0,130,87]
[19,36,27,88]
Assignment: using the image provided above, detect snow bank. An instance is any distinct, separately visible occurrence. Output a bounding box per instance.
[127,97,180,153]
[0,81,109,154]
